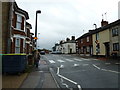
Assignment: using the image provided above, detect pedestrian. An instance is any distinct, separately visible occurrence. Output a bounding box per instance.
[34,50,41,68]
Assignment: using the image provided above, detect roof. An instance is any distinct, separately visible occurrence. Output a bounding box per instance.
[14,2,29,19]
[26,22,32,29]
[76,19,120,40]
[92,19,120,34]
[76,30,94,40]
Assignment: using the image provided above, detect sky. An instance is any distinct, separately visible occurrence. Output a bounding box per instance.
[15,0,120,50]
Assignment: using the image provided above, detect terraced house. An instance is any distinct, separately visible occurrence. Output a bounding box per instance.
[109,19,120,57]
[1,1,34,54]
[76,19,120,58]
[11,2,29,53]
[92,19,120,57]
[76,30,93,56]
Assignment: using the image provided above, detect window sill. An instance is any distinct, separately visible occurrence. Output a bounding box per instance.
[13,27,25,32]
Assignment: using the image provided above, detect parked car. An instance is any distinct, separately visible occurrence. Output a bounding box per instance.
[40,51,45,55]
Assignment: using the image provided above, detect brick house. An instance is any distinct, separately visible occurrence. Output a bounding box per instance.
[26,22,32,54]
[29,32,35,54]
[1,1,35,54]
[76,31,93,56]
[10,2,29,54]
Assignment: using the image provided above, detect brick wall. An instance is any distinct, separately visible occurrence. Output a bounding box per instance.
[2,2,10,54]
[77,35,92,54]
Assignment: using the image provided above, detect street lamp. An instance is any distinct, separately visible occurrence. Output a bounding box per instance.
[37,33,40,49]
[35,10,41,49]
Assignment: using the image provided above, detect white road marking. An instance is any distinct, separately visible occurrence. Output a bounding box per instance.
[61,78,69,88]
[115,63,120,65]
[92,64,101,70]
[65,59,73,62]
[92,64,120,74]
[49,60,55,63]
[57,59,65,63]
[58,74,78,85]
[57,67,82,89]
[101,69,120,74]
[78,85,82,90]
[83,64,89,66]
[74,64,79,67]
[74,58,83,61]
[92,59,98,61]
[60,65,64,68]
[81,58,90,61]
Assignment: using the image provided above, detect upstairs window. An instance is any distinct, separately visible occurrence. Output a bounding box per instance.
[16,15,22,30]
[80,39,83,44]
[112,28,118,36]
[96,33,99,41]
[87,36,90,42]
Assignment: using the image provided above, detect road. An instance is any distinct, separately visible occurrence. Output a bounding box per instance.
[41,54,120,89]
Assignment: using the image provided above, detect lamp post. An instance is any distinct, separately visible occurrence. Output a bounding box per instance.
[37,33,40,49]
[35,10,41,49]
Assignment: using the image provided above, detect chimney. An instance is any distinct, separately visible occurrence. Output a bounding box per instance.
[101,19,108,27]
[66,38,70,42]
[71,36,75,40]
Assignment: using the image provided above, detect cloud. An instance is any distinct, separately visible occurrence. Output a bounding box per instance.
[15,0,119,49]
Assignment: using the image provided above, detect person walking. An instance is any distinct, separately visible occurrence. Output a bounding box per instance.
[34,50,40,68]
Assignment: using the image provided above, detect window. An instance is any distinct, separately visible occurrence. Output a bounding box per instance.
[87,46,90,53]
[113,43,119,51]
[81,47,83,53]
[81,39,83,43]
[15,38,20,53]
[112,28,118,36]
[16,15,22,30]
[96,33,99,40]
[87,36,89,42]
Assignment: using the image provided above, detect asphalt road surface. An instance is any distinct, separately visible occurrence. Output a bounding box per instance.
[41,54,120,90]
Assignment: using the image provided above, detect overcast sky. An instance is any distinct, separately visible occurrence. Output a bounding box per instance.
[15,0,119,50]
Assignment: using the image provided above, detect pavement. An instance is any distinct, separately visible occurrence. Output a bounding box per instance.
[20,59,58,88]
[2,73,28,88]
[2,59,58,89]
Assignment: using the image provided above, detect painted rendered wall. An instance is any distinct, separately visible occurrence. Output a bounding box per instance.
[62,43,76,54]
[92,29,110,56]
[109,25,120,56]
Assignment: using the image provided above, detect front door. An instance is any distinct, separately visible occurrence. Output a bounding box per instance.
[104,42,110,57]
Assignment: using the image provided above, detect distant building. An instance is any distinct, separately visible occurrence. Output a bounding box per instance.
[53,36,76,54]
[76,30,93,56]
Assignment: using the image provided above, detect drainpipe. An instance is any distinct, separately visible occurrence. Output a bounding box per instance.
[7,2,13,53]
